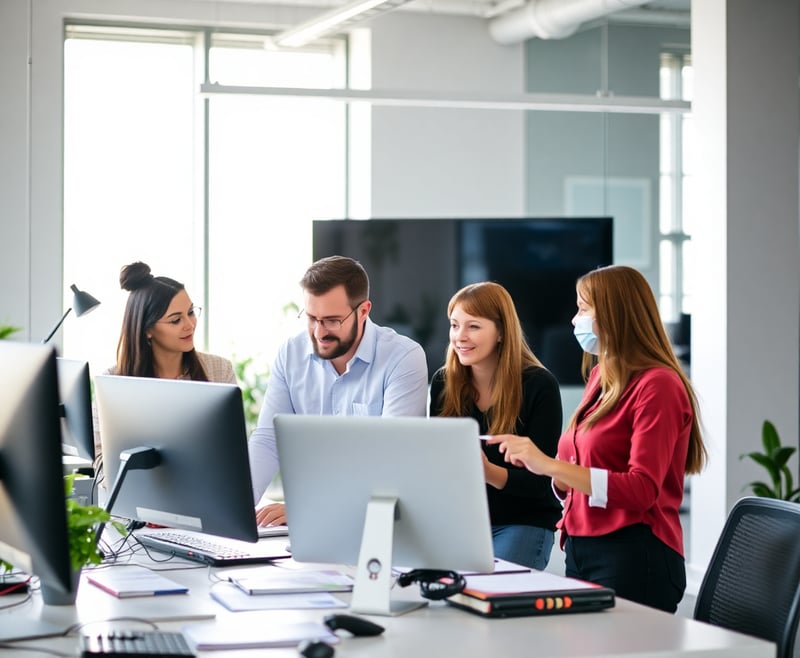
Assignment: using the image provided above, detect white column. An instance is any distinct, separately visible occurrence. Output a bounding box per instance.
[689,0,799,579]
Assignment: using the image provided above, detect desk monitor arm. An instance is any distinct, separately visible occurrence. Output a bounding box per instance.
[93,446,161,546]
[349,496,427,617]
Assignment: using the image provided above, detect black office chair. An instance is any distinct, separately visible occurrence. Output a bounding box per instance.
[694,496,800,658]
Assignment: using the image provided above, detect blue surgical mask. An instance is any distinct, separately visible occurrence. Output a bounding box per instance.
[573,315,599,355]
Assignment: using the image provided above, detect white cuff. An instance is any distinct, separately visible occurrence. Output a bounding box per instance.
[551,478,567,502]
[588,468,608,508]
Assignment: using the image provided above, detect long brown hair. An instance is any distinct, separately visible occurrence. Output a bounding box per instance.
[568,265,706,474]
[115,262,208,381]
[436,282,544,435]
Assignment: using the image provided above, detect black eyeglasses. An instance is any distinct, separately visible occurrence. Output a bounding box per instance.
[299,301,365,331]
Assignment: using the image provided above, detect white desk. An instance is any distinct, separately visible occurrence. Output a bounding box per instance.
[0,538,775,658]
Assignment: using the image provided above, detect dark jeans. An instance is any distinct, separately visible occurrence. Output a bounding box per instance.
[492,524,554,571]
[564,523,686,613]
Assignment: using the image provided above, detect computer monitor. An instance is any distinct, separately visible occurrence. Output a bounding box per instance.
[56,357,94,462]
[275,414,494,616]
[0,342,73,604]
[94,375,259,541]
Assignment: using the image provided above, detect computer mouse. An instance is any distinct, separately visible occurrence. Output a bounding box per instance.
[298,639,335,658]
[323,613,386,637]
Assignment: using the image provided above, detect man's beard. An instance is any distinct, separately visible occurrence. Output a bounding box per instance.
[312,318,359,360]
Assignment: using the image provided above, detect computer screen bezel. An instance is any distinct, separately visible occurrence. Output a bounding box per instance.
[95,375,259,542]
[275,414,494,615]
[0,342,74,603]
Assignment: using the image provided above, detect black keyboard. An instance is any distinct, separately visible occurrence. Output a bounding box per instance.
[81,630,195,657]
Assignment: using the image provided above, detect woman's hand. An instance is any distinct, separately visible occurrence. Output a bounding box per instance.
[487,434,553,476]
[481,448,508,490]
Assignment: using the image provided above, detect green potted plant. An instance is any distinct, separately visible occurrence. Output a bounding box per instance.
[1,474,125,605]
[740,420,800,502]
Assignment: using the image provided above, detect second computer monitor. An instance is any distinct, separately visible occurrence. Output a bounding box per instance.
[56,357,94,462]
[275,414,494,615]
[95,376,258,542]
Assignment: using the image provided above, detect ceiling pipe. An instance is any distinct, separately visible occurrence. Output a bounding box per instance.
[489,0,650,44]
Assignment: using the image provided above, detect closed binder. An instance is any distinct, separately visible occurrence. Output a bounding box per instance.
[446,571,615,618]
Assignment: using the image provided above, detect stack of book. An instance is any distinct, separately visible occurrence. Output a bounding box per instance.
[446,571,615,618]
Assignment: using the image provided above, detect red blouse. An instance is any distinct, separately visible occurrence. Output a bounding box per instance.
[557,365,692,557]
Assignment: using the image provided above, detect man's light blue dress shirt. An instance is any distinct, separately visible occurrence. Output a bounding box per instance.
[248,317,429,502]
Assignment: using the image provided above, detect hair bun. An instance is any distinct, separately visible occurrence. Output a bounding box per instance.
[120,261,154,291]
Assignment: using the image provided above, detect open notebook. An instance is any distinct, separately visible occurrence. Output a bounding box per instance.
[135,528,292,567]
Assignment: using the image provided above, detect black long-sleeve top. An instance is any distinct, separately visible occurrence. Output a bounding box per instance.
[429,365,563,530]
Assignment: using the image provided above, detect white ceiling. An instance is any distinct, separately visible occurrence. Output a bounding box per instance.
[258,0,692,47]
[254,0,691,19]
[209,0,691,26]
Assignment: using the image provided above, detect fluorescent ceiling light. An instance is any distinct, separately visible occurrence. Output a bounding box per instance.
[273,0,414,48]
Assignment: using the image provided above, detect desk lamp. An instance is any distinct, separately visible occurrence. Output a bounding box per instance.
[42,284,101,344]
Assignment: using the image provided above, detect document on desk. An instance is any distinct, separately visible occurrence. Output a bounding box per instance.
[85,566,189,598]
[210,581,347,611]
[229,568,353,595]
[183,617,339,650]
[393,557,529,578]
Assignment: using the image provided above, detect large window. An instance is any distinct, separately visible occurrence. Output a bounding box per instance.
[63,25,348,376]
[658,52,693,321]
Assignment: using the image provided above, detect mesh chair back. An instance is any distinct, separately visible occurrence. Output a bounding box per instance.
[694,496,800,658]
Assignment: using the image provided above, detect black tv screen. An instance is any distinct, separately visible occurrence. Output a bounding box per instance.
[313,218,613,386]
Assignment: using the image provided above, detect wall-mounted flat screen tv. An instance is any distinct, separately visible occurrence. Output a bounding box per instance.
[312,218,613,386]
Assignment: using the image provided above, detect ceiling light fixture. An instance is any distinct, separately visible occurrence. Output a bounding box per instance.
[272,0,414,48]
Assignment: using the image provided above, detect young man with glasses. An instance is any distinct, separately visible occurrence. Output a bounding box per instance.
[249,256,429,526]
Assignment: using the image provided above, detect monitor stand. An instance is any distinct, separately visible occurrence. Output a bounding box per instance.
[349,496,428,617]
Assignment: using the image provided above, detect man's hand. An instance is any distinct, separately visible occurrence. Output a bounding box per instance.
[256,501,287,527]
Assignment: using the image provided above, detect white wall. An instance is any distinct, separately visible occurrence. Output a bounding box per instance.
[370,12,525,217]
[0,0,33,336]
[690,0,800,577]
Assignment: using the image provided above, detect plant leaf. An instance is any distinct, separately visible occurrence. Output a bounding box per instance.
[744,481,779,498]
[771,446,797,469]
[742,452,781,487]
[762,420,781,453]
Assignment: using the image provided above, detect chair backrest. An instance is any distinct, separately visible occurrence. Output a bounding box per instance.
[694,496,800,658]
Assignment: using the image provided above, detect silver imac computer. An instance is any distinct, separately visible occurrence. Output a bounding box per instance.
[275,414,494,616]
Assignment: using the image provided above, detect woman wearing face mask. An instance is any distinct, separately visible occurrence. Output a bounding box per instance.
[430,282,563,570]
[489,265,706,613]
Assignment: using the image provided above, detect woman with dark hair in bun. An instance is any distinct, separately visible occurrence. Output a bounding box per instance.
[93,262,236,469]
[111,261,235,382]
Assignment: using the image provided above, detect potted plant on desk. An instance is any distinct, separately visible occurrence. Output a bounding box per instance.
[1,474,124,605]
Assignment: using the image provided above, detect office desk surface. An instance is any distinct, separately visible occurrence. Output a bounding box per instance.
[0,542,775,658]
